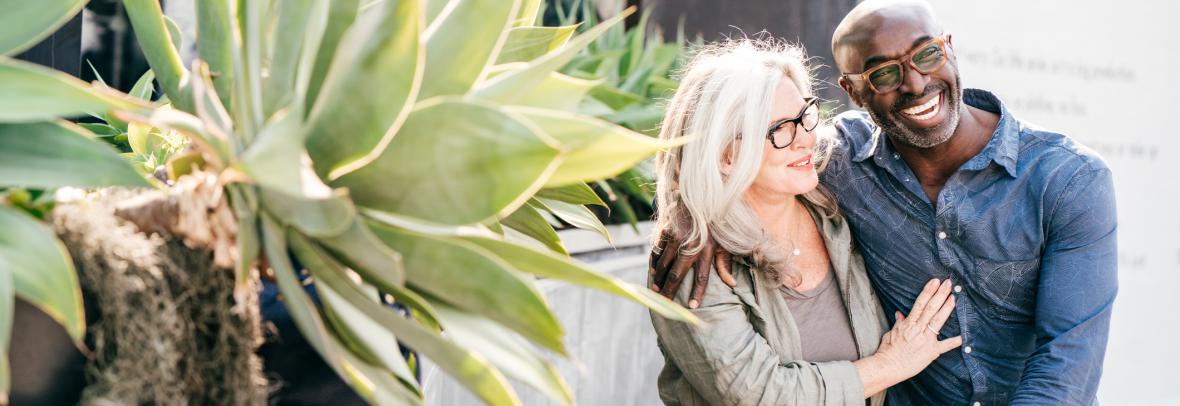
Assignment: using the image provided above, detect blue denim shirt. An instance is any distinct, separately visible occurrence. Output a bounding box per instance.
[821,89,1118,405]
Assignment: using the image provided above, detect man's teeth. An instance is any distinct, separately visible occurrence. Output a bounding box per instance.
[901,93,941,120]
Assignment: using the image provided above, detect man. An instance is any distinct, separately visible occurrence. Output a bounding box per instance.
[649,1,1118,404]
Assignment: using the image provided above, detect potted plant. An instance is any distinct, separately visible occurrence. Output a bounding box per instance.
[0,0,697,404]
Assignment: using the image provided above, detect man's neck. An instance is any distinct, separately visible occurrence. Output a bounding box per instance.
[892,103,999,202]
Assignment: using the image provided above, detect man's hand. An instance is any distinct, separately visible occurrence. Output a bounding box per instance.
[649,230,737,309]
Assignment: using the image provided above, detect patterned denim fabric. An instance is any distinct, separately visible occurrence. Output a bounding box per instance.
[821,89,1118,405]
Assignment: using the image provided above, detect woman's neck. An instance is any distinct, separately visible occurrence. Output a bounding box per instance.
[745,191,805,233]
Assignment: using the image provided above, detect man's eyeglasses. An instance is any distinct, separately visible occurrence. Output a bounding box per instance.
[842,34,951,94]
[766,97,820,149]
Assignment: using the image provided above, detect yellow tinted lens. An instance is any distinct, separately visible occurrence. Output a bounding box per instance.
[913,43,945,71]
[868,64,902,91]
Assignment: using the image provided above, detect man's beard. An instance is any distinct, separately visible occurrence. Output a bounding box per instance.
[868,71,963,149]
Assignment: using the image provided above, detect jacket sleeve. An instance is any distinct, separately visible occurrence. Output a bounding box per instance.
[650,267,866,406]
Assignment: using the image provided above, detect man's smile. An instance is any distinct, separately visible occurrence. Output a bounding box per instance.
[897,90,943,125]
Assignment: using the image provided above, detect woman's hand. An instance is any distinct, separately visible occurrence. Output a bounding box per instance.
[854,278,962,397]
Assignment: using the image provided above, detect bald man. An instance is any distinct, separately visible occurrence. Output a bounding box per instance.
[650,1,1117,404]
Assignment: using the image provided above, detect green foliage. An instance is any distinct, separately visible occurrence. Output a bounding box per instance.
[554,0,692,229]
[85,67,192,177]
[0,1,699,404]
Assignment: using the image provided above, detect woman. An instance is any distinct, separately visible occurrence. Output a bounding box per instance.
[649,38,962,405]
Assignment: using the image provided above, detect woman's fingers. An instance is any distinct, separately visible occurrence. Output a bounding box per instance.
[939,335,964,354]
[928,293,957,332]
[916,280,953,329]
[907,279,941,325]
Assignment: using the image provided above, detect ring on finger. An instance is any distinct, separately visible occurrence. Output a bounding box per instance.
[925,324,939,335]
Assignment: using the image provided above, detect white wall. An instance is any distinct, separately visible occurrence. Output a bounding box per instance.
[924,1,1180,404]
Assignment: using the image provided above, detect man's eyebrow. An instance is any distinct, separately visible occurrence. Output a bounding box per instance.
[860,35,936,71]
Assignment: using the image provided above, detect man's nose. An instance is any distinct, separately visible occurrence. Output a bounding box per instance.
[897,63,931,96]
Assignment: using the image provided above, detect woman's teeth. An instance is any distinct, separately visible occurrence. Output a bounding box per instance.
[788,158,811,167]
[900,93,941,121]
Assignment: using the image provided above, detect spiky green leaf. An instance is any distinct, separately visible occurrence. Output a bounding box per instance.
[0,206,85,344]
[333,99,561,225]
[0,0,86,56]
[307,0,422,178]
[367,219,566,355]
[0,121,150,189]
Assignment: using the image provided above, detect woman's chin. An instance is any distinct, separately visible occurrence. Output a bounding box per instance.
[791,172,820,194]
[778,176,820,197]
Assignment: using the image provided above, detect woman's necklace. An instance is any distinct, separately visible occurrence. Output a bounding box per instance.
[779,198,806,258]
[790,207,804,257]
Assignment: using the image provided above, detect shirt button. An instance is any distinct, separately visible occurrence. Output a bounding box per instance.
[954,285,963,293]
[937,231,947,239]
[965,346,973,354]
[892,153,900,159]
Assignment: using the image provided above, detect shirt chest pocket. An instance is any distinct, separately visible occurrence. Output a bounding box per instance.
[971,257,1040,323]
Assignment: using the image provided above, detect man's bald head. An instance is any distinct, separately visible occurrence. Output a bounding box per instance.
[831,0,943,74]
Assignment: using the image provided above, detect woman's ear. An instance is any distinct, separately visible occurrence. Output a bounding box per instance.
[720,142,736,176]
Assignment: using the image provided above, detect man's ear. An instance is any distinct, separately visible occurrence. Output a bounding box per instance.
[838,77,862,107]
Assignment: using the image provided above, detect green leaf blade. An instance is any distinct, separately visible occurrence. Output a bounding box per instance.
[501,204,567,256]
[495,25,579,64]
[333,99,560,225]
[0,59,137,122]
[306,0,423,178]
[367,221,566,355]
[416,0,518,100]
[0,206,86,344]
[0,0,87,56]
[461,233,699,324]
[0,122,151,189]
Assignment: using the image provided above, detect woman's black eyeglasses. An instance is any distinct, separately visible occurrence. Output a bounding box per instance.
[766,97,820,149]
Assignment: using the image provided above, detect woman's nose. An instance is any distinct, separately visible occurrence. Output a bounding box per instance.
[792,127,816,149]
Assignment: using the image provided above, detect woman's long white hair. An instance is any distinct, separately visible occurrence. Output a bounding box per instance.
[653,38,837,284]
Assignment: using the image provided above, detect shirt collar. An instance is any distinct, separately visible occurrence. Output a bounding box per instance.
[849,88,1020,177]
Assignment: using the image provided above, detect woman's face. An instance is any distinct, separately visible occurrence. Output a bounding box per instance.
[744,78,819,200]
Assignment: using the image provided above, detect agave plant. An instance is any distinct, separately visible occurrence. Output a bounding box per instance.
[554,0,690,229]
[0,0,697,404]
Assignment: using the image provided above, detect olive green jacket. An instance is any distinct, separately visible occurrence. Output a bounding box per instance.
[650,202,889,406]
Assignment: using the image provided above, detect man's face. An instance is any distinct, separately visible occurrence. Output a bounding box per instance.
[837,12,962,149]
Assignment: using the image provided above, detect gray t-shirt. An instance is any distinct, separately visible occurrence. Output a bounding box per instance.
[780,269,859,363]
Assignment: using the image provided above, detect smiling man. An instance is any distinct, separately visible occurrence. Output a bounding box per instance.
[824,1,1118,404]
[649,0,1118,404]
